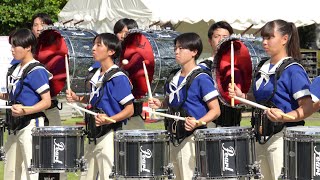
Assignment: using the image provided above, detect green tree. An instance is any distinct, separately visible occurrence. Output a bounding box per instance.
[0,0,68,35]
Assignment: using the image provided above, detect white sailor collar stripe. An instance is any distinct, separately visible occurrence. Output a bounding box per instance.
[169,66,201,103]
[255,57,291,90]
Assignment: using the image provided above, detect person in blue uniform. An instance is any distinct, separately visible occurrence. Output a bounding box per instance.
[1,28,52,180]
[148,32,221,180]
[66,32,134,180]
[229,19,314,180]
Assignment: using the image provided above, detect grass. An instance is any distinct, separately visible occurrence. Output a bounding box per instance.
[0,112,319,179]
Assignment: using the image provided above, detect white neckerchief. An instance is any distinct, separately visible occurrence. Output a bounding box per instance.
[169,66,200,103]
[89,65,120,101]
[255,57,291,90]
[8,59,41,94]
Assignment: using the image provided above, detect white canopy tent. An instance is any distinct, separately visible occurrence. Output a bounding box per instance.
[59,0,320,33]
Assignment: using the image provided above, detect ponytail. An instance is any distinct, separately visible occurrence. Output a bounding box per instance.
[287,22,301,60]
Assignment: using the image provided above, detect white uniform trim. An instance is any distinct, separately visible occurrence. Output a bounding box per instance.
[293,89,311,100]
[120,94,134,105]
[203,90,219,102]
[36,84,50,94]
[311,94,319,103]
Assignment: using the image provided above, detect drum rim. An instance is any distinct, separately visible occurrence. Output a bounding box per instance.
[285,126,320,135]
[194,126,253,134]
[115,129,168,135]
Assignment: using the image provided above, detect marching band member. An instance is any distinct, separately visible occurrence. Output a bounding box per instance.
[113,18,138,42]
[229,19,313,180]
[66,33,134,180]
[149,32,220,180]
[201,21,243,127]
[2,28,52,180]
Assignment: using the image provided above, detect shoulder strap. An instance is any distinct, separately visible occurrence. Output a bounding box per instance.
[102,68,128,84]
[275,57,296,79]
[253,57,269,79]
[10,62,45,103]
[185,68,211,90]
[164,68,181,95]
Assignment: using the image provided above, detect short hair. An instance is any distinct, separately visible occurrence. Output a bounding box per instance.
[208,21,234,39]
[9,28,37,53]
[174,32,203,60]
[113,18,138,34]
[31,13,53,26]
[93,33,122,59]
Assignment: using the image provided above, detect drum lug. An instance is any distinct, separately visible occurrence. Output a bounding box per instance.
[165,163,175,179]
[0,146,5,161]
[248,161,262,179]
[76,156,87,172]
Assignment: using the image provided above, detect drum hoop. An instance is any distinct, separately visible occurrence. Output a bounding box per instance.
[29,167,80,173]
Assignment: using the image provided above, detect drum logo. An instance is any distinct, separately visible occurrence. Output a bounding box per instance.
[53,139,65,164]
[314,146,320,176]
[222,143,235,172]
[140,146,152,173]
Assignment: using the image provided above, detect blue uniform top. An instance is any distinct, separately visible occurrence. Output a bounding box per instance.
[310,76,320,102]
[166,66,219,120]
[253,58,311,126]
[89,65,134,122]
[8,60,52,106]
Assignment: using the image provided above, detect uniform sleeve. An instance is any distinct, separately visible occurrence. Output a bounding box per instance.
[310,76,320,102]
[197,74,219,102]
[110,75,134,105]
[287,65,311,100]
[26,68,50,94]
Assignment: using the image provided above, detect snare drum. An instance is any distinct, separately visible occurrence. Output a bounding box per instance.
[281,126,320,180]
[30,126,86,173]
[193,127,259,179]
[111,130,174,179]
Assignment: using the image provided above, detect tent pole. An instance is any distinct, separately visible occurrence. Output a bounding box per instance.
[241,24,254,35]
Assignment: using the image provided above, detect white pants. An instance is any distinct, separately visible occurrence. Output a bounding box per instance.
[43,106,62,126]
[4,118,44,180]
[80,130,114,180]
[123,115,145,130]
[170,135,196,180]
[256,130,284,180]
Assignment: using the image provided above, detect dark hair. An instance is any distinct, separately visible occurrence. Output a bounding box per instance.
[174,32,203,60]
[93,33,122,59]
[9,28,37,53]
[208,21,234,39]
[31,13,53,26]
[261,19,301,60]
[113,18,138,34]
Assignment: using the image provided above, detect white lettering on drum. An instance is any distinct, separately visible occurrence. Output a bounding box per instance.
[314,146,320,176]
[140,146,152,173]
[71,32,86,36]
[53,139,65,164]
[222,143,235,172]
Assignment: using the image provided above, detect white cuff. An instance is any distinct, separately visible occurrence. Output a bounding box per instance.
[119,94,134,105]
[311,94,319,103]
[36,84,50,94]
[203,90,219,102]
[293,89,311,100]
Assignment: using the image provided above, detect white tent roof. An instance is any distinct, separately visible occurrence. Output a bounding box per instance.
[58,0,153,33]
[59,0,320,33]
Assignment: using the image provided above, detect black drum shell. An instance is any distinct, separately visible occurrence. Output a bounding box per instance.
[194,127,255,178]
[282,126,320,180]
[30,126,85,173]
[113,130,170,178]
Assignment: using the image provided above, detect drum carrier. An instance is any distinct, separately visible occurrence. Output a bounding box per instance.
[252,57,303,144]
[164,68,210,146]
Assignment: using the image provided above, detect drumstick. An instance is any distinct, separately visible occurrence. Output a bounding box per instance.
[65,54,83,116]
[142,61,152,98]
[66,103,116,123]
[231,41,235,107]
[147,110,206,125]
[0,106,34,109]
[233,96,295,120]
[65,54,71,92]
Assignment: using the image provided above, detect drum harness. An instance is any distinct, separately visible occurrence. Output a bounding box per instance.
[252,57,299,144]
[6,62,47,135]
[84,67,127,144]
[164,68,210,146]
